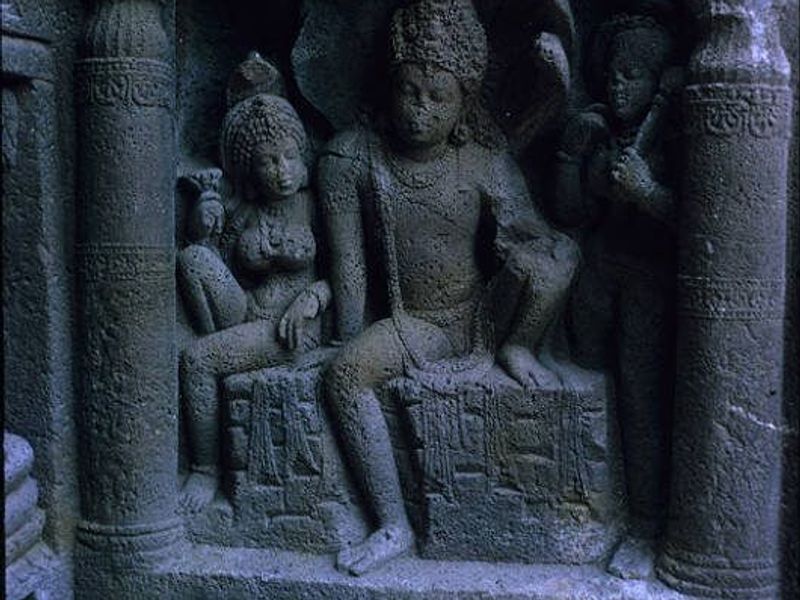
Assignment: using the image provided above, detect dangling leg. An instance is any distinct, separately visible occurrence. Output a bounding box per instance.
[496,234,579,389]
[180,319,287,511]
[325,318,452,575]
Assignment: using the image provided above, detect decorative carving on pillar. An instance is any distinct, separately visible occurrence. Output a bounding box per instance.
[75,0,181,574]
[656,1,792,598]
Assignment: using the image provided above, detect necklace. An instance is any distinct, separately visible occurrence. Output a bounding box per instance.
[385,145,452,190]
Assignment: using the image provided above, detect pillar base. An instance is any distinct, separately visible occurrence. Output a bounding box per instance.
[76,518,184,572]
[657,545,777,599]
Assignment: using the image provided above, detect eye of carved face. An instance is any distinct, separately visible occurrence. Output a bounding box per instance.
[250,138,307,201]
[607,54,658,124]
[390,63,463,149]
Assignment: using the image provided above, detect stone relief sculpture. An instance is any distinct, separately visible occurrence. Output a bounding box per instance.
[146,0,688,585]
[552,14,681,579]
[171,0,622,576]
[2,0,795,598]
[177,53,331,513]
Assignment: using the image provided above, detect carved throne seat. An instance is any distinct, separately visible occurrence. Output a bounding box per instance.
[186,349,367,553]
[378,364,621,564]
[187,348,619,566]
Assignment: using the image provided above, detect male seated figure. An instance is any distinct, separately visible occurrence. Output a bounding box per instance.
[319,0,579,576]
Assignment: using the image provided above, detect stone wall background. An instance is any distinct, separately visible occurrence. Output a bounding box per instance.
[3,0,84,557]
[2,0,798,596]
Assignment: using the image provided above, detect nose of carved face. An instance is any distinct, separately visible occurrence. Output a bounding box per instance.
[607,67,657,124]
[251,139,307,201]
[399,106,437,140]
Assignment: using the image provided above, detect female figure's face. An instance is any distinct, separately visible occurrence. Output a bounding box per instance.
[390,63,463,149]
[607,53,658,124]
[250,137,307,201]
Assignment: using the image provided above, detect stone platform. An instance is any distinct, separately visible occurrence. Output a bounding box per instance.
[185,350,367,553]
[186,351,621,566]
[80,543,689,600]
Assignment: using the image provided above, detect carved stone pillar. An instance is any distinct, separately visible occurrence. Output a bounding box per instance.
[657,1,792,598]
[75,0,180,574]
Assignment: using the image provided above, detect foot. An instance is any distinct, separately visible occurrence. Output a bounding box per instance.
[497,343,561,390]
[336,523,413,576]
[179,471,217,514]
[607,535,656,580]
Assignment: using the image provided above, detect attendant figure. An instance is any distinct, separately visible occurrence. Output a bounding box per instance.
[553,14,679,578]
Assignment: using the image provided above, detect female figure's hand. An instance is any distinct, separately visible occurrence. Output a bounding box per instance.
[278,289,320,350]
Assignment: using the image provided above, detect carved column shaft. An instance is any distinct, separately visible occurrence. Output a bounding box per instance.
[76,0,180,569]
[657,1,791,598]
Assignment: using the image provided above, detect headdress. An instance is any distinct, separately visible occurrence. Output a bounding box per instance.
[588,14,673,97]
[389,0,488,96]
[220,94,308,187]
[225,51,285,110]
[606,15,672,74]
[220,53,307,189]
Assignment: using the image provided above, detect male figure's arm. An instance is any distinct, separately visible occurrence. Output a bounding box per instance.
[482,149,566,262]
[318,133,369,342]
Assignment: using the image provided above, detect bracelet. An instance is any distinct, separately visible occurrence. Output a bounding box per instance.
[308,280,332,310]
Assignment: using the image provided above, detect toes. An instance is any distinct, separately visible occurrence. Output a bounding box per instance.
[182,495,198,513]
[336,546,363,573]
[348,555,373,576]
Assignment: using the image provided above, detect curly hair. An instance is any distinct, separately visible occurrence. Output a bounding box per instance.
[389,0,488,98]
[220,94,308,190]
[587,14,674,98]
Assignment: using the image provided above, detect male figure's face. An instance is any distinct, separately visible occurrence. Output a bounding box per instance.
[250,137,307,201]
[607,52,657,124]
[390,63,463,149]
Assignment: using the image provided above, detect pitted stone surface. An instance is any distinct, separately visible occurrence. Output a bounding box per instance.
[2,0,797,598]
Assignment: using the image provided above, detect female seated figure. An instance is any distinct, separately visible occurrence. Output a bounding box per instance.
[319,0,579,576]
[178,87,330,512]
